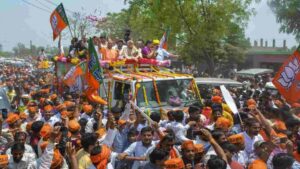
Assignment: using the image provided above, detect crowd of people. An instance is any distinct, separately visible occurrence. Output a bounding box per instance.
[66,34,178,62]
[1,35,300,169]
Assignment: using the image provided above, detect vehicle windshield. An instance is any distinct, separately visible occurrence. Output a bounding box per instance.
[136,79,196,108]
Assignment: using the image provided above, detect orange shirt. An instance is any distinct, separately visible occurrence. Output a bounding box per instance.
[102,48,118,61]
[248,159,267,169]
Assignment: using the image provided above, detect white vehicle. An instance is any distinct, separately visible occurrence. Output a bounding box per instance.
[100,65,201,112]
[62,61,202,113]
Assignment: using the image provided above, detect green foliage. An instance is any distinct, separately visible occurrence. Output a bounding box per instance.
[11,43,59,58]
[269,0,300,41]
[114,0,254,75]
[0,51,12,57]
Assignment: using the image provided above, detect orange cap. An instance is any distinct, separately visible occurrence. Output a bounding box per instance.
[40,97,46,103]
[248,104,257,110]
[40,88,50,94]
[56,104,66,111]
[212,96,222,104]
[19,112,27,120]
[82,104,93,114]
[247,99,256,106]
[228,134,245,144]
[90,145,111,169]
[40,124,52,139]
[51,149,63,168]
[27,101,37,107]
[44,105,53,112]
[215,117,231,129]
[194,144,204,153]
[68,120,81,132]
[61,110,70,118]
[181,140,194,150]
[276,132,288,138]
[50,94,57,100]
[6,113,20,125]
[28,106,37,113]
[0,155,9,165]
[64,101,75,108]
[274,120,287,131]
[96,128,106,138]
[118,119,126,126]
[164,158,185,169]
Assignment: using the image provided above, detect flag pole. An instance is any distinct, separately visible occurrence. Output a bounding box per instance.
[68,25,74,39]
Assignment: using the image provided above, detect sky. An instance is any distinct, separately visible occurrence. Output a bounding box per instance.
[0,0,298,51]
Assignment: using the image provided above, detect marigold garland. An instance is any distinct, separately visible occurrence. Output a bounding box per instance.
[152,80,161,105]
[192,79,202,104]
[108,80,112,111]
[143,86,149,106]
[121,83,125,96]
[133,82,141,101]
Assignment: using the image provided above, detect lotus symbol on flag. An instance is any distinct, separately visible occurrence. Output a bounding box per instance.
[51,15,58,30]
[277,57,300,89]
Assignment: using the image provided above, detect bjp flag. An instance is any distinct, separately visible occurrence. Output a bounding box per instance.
[86,38,103,90]
[50,3,69,41]
[159,29,170,50]
[272,48,300,104]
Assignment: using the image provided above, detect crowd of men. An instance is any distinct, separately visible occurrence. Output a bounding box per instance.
[66,34,178,62]
[0,36,300,169]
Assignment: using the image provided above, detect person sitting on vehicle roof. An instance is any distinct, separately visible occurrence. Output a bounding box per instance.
[152,39,178,61]
[102,39,119,61]
[142,40,156,59]
[120,40,141,60]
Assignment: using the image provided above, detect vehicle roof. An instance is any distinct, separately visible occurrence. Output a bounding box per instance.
[195,77,242,86]
[236,68,273,76]
[111,71,193,82]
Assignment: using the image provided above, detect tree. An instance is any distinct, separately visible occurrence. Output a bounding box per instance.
[0,51,12,57]
[68,8,99,39]
[111,0,254,76]
[12,43,31,57]
[95,9,130,39]
[269,0,300,41]
[11,43,59,58]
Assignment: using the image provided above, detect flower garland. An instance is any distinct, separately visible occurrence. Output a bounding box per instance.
[152,80,161,105]
[142,86,149,106]
[133,72,161,107]
[121,83,125,96]
[107,80,112,111]
[109,59,126,67]
[53,56,81,65]
[192,78,202,104]
[133,83,141,101]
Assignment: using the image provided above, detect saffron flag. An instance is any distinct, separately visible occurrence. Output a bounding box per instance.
[63,61,86,87]
[272,48,300,104]
[86,38,103,90]
[159,29,170,49]
[50,3,69,40]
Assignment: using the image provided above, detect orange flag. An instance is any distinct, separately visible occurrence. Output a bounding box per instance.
[86,38,103,90]
[50,3,69,41]
[272,48,300,104]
